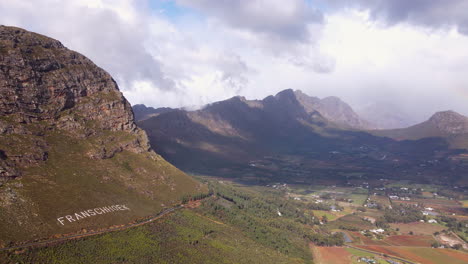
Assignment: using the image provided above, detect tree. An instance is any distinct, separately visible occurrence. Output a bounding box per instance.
[453,244,463,250]
[321,215,328,224]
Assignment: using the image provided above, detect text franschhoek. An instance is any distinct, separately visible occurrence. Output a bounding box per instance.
[57,204,130,225]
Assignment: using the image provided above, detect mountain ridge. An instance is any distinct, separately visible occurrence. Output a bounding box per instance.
[139,89,467,185]
[133,104,175,121]
[373,110,468,149]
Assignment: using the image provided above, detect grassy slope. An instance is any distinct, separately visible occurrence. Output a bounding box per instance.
[0,129,204,243]
[1,210,301,264]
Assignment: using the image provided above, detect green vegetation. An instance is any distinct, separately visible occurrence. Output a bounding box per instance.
[194,181,344,262]
[382,204,423,223]
[438,216,468,242]
[1,210,301,264]
[0,127,203,243]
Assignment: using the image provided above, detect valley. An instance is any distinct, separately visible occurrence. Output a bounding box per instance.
[2,176,466,263]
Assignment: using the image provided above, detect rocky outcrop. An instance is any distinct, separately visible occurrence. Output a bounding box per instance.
[0,26,135,131]
[0,25,150,180]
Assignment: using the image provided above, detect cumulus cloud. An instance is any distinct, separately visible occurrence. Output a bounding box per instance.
[0,0,176,91]
[327,0,468,34]
[175,0,333,73]
[176,0,323,42]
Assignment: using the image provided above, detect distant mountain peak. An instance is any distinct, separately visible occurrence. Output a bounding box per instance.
[373,109,468,148]
[429,110,466,121]
[287,89,373,130]
[428,110,468,134]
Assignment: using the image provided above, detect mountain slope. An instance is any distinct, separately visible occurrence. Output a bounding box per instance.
[133,104,174,121]
[374,110,468,149]
[0,26,202,244]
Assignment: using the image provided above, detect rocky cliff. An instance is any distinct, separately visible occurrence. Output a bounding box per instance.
[0,26,150,179]
[0,26,202,244]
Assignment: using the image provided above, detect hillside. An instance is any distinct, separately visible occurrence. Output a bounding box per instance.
[374,111,468,149]
[0,26,203,244]
[139,89,466,184]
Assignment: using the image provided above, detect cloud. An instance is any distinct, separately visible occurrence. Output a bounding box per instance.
[327,0,468,34]
[175,0,332,73]
[0,0,174,91]
[176,0,323,42]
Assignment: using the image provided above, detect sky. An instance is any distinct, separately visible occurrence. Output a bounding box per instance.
[1,0,468,124]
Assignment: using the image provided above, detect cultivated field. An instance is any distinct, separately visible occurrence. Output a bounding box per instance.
[311,246,351,264]
[356,245,468,264]
[389,222,445,236]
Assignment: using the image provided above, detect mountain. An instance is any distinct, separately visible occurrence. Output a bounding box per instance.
[294,90,374,130]
[374,110,468,149]
[0,26,202,243]
[133,104,175,121]
[139,89,466,184]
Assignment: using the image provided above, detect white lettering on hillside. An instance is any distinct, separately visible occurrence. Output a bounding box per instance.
[57,205,130,225]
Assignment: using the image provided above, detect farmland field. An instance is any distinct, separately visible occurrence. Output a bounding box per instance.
[311,246,351,264]
[389,222,445,236]
[383,235,436,247]
[462,200,468,208]
[312,210,340,221]
[349,194,367,206]
[356,246,468,264]
[370,195,391,206]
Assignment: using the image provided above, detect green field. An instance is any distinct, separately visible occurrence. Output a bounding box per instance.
[462,200,468,208]
[312,210,339,221]
[349,194,367,206]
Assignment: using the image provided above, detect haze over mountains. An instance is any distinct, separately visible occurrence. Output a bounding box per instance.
[0,26,202,243]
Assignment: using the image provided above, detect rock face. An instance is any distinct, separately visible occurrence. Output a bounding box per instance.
[0,26,201,243]
[0,26,149,179]
[0,26,135,129]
